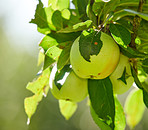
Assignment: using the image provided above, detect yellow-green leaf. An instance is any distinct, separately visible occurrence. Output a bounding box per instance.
[114,96,126,130]
[24,92,43,119]
[24,68,50,121]
[26,68,50,94]
[37,49,45,66]
[124,89,145,129]
[59,100,77,120]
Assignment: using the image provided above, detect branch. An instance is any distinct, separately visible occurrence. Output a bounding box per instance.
[130,0,146,49]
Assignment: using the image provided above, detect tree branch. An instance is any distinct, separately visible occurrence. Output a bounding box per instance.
[130,0,146,49]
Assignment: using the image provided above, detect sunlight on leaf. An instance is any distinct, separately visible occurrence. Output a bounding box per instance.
[24,68,50,121]
[125,89,145,129]
[59,100,77,120]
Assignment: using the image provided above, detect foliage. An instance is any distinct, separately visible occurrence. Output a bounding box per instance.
[24,0,148,129]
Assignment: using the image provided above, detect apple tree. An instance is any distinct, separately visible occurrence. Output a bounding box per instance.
[24,0,148,129]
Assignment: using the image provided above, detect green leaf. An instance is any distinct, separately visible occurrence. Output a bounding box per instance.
[24,93,43,120]
[48,31,81,43]
[142,58,148,74]
[143,90,148,108]
[37,49,45,66]
[79,30,103,62]
[54,64,72,90]
[88,77,115,129]
[90,96,126,130]
[138,20,148,42]
[137,66,147,83]
[76,0,89,21]
[30,0,52,34]
[114,96,126,130]
[61,9,71,20]
[73,20,93,31]
[90,105,112,130]
[57,43,72,70]
[93,0,120,24]
[109,23,131,48]
[120,46,148,58]
[87,3,97,27]
[30,0,49,28]
[137,43,148,54]
[26,68,50,94]
[125,89,145,129]
[117,67,127,85]
[57,20,92,33]
[39,35,58,52]
[43,46,62,69]
[24,68,51,120]
[130,65,143,89]
[59,100,77,120]
[48,0,70,11]
[52,10,63,30]
[124,9,148,21]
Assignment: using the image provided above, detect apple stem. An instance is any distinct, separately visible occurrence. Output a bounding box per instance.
[130,0,146,49]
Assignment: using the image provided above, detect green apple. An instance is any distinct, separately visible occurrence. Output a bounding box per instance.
[70,31,120,79]
[49,64,88,102]
[110,54,134,94]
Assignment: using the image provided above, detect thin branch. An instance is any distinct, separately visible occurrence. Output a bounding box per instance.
[130,0,146,49]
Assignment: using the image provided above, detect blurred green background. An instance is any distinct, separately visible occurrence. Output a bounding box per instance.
[0,0,148,130]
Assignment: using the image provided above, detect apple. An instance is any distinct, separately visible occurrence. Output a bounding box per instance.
[70,31,120,79]
[49,64,88,102]
[110,54,134,94]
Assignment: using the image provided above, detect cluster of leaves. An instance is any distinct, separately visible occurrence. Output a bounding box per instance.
[24,0,148,129]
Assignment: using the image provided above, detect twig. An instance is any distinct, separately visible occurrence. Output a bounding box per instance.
[130,0,146,49]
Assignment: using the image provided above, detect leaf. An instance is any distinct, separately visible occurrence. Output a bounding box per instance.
[124,9,148,21]
[61,9,71,20]
[30,0,51,34]
[114,96,126,130]
[143,90,148,108]
[76,0,89,21]
[137,66,147,83]
[26,68,50,94]
[48,31,81,43]
[130,65,143,89]
[57,43,72,70]
[59,100,77,120]
[124,89,145,129]
[24,68,50,120]
[39,35,58,52]
[52,10,63,30]
[87,3,97,27]
[137,43,148,54]
[48,0,70,11]
[88,77,115,129]
[57,20,92,33]
[24,93,43,119]
[90,96,126,130]
[43,46,62,70]
[37,49,45,66]
[30,0,48,28]
[90,105,112,130]
[73,20,93,31]
[117,67,127,85]
[120,46,148,58]
[109,23,131,48]
[138,20,148,42]
[142,58,148,74]
[54,64,72,90]
[79,30,103,62]
[93,0,120,23]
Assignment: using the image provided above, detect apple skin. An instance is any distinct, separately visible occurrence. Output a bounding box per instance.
[70,31,120,79]
[49,65,88,102]
[110,54,134,94]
